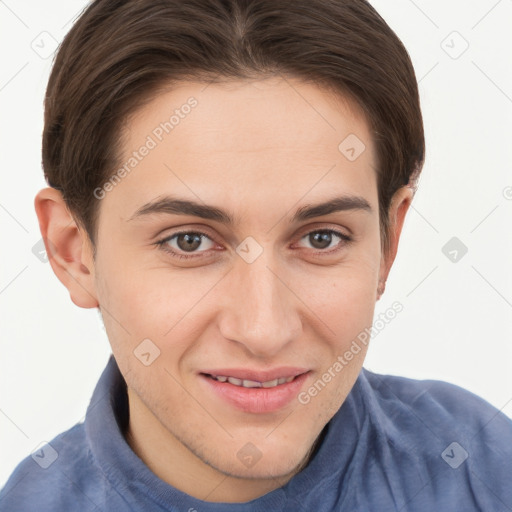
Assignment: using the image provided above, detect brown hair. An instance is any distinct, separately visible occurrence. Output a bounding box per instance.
[43,0,424,254]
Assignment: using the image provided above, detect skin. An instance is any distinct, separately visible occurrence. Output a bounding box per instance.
[35,76,412,503]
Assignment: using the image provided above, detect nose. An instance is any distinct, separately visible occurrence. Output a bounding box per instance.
[217,252,302,359]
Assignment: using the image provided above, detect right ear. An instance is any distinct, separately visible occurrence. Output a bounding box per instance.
[34,187,99,309]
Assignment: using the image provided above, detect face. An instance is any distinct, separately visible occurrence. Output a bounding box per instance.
[43,76,410,501]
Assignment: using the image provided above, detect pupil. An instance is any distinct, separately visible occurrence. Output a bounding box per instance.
[177,233,202,251]
[310,232,331,249]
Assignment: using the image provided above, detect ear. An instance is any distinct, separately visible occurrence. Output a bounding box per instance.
[34,187,99,309]
[377,186,414,300]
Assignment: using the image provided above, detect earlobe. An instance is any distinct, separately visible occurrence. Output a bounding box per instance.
[377,186,414,300]
[34,187,99,309]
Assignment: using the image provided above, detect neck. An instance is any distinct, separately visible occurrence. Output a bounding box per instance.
[124,387,303,503]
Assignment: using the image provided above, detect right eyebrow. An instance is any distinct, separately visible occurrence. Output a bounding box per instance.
[127,196,233,224]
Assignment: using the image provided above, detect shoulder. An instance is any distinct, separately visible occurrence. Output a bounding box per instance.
[358,368,512,510]
[0,422,111,512]
[361,368,512,438]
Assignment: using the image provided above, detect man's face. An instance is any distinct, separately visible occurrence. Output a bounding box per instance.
[91,77,383,486]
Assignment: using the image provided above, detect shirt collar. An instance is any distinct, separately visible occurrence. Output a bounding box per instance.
[85,355,370,510]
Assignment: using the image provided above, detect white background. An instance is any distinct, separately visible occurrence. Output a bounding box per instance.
[1,0,511,488]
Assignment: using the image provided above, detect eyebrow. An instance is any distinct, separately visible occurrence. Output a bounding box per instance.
[128,194,372,225]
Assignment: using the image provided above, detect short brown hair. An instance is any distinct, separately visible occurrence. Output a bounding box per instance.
[43,0,424,254]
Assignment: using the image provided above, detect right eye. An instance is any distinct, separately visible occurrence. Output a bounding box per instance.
[155,230,217,259]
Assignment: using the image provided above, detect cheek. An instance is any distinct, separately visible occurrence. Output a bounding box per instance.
[297,251,381,334]
[95,240,169,318]
[92,245,161,350]
[94,249,219,362]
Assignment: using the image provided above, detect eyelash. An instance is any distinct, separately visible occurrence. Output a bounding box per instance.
[154,228,352,260]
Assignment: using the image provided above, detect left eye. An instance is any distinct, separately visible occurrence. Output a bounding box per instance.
[297,229,351,251]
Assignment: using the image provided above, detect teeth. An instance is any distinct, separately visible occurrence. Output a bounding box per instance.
[242,379,262,388]
[211,375,296,388]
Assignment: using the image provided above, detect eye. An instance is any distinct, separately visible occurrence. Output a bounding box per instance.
[155,227,352,261]
[297,229,352,253]
[155,230,216,259]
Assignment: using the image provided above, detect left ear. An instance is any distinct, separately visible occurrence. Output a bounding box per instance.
[377,186,414,299]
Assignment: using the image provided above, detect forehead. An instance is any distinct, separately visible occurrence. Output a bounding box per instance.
[125,77,372,153]
[104,77,377,223]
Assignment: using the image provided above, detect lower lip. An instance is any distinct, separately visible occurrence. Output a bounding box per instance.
[200,373,310,413]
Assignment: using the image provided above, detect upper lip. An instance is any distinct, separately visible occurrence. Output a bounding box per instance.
[200,367,309,382]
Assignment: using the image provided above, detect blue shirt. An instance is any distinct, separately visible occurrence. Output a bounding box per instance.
[1,355,511,511]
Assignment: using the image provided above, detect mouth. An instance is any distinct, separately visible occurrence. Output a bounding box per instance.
[203,373,296,388]
[198,368,310,413]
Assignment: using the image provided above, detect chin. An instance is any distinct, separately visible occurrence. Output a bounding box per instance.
[203,441,309,481]
[217,458,300,481]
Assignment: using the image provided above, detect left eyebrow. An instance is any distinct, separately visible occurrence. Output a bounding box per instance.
[127,194,372,225]
[292,196,372,222]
